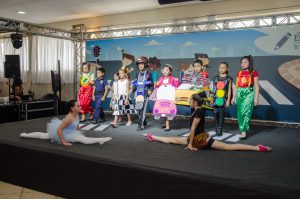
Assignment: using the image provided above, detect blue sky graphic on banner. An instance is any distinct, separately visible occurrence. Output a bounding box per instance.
[87,29,273,61]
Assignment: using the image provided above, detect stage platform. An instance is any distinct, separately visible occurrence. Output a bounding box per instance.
[0,117,299,199]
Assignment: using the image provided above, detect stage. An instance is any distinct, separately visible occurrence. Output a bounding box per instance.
[0,117,299,199]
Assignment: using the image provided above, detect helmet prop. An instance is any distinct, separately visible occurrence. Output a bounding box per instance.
[136,56,149,68]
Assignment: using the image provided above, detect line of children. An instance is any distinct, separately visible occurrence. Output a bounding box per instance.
[20,55,270,152]
[84,55,260,142]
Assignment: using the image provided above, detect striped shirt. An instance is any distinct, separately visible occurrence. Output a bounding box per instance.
[188,71,209,87]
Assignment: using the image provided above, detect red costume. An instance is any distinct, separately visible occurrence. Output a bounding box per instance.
[78,72,94,114]
[236,70,258,88]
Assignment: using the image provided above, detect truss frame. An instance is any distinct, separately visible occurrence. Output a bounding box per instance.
[86,12,300,40]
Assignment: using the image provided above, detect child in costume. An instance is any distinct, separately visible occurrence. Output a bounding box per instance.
[132,56,154,131]
[181,60,211,113]
[78,63,94,122]
[110,67,136,128]
[92,68,109,124]
[155,64,180,131]
[20,100,112,146]
[110,72,119,109]
[210,62,233,136]
[143,94,271,152]
[184,60,210,88]
[110,72,122,123]
[232,55,259,139]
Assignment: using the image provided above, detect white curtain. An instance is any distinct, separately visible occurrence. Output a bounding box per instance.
[0,37,29,82]
[31,36,75,84]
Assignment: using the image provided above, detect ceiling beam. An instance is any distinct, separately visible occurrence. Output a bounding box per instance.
[0,16,80,41]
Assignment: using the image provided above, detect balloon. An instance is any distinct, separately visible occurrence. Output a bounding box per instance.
[215,97,224,106]
[216,81,225,90]
[216,89,225,98]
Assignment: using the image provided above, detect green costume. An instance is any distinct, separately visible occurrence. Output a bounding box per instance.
[236,87,254,132]
[235,69,258,132]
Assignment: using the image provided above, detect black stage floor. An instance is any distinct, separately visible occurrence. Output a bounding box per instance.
[0,117,299,199]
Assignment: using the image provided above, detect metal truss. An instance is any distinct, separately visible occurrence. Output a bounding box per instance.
[72,24,87,98]
[0,16,78,41]
[86,12,300,40]
[0,17,85,99]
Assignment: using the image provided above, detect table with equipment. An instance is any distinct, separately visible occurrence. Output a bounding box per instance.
[20,100,57,120]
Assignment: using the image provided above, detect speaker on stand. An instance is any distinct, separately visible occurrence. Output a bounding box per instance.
[4,55,21,103]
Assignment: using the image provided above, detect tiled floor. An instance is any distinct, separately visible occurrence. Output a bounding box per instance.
[0,181,63,199]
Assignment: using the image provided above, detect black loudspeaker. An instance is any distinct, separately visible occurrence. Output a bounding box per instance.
[51,71,61,92]
[10,33,23,49]
[4,55,21,78]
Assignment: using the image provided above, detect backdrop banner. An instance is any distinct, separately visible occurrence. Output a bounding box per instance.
[86,24,300,123]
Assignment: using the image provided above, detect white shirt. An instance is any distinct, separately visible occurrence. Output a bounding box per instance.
[117,79,128,96]
[162,78,169,84]
[112,81,118,97]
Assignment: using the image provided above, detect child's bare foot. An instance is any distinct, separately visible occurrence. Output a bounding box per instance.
[118,116,122,123]
[20,132,27,137]
[126,121,132,126]
[99,137,112,145]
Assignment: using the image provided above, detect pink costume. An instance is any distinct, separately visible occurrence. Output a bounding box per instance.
[156,75,180,88]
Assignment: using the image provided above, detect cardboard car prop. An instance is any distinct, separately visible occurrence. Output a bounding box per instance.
[175,83,213,110]
[153,85,177,120]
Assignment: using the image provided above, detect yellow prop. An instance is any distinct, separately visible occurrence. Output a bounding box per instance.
[216,90,225,98]
[175,88,213,110]
[175,89,198,106]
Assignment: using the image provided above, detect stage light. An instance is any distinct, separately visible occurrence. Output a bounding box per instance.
[10,32,23,49]
[16,11,26,15]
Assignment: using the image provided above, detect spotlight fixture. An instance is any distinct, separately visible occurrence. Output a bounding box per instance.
[10,32,23,49]
[16,11,26,15]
